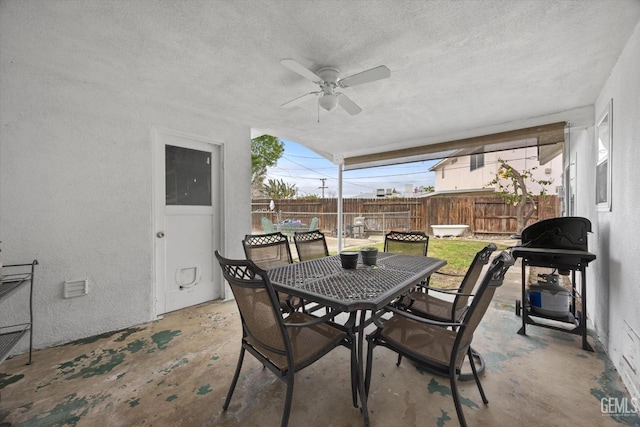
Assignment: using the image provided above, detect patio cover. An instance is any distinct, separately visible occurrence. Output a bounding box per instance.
[343,121,566,170]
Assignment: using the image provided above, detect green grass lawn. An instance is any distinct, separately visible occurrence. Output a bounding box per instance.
[341,238,511,288]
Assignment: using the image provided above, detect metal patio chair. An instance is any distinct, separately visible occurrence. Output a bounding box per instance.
[293,229,329,262]
[292,229,331,314]
[384,230,431,288]
[393,243,497,371]
[242,232,293,270]
[215,251,356,427]
[242,232,300,312]
[396,243,497,323]
[383,230,429,257]
[365,251,514,427]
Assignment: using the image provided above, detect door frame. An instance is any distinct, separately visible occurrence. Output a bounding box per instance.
[152,126,226,316]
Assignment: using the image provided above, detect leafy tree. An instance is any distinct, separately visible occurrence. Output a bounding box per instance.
[262,178,297,199]
[486,159,554,233]
[251,135,284,196]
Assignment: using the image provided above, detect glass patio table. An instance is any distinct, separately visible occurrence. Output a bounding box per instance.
[267,252,446,427]
[276,222,307,240]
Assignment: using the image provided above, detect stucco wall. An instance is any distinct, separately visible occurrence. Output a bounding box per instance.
[434,147,563,195]
[579,19,640,399]
[0,5,251,352]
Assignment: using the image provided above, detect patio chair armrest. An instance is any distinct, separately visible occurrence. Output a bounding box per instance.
[284,309,345,328]
[385,305,462,328]
[418,286,475,297]
[416,271,461,293]
[393,293,416,310]
[433,270,465,278]
[419,285,462,295]
[370,307,393,328]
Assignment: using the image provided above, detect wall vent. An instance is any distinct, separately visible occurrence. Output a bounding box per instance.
[64,278,89,298]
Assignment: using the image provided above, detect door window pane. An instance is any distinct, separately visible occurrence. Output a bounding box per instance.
[166,145,211,206]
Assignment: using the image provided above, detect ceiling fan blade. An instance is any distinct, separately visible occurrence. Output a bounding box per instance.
[280,59,322,82]
[337,93,362,115]
[280,92,319,108]
[338,65,390,88]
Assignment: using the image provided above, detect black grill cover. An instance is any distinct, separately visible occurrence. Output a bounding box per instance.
[520,217,591,251]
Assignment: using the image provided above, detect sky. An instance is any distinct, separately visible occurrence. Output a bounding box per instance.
[265,140,439,198]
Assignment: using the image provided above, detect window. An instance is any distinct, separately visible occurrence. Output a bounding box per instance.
[165,145,212,206]
[596,99,612,211]
[470,152,484,171]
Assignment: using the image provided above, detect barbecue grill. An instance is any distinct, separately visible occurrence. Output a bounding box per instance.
[511,216,596,351]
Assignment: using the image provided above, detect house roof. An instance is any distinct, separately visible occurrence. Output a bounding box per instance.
[427,139,552,171]
[10,1,639,167]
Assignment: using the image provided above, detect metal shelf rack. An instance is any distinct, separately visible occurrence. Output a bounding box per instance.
[1,260,38,365]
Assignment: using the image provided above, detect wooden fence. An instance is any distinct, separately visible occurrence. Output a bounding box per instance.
[252,194,560,236]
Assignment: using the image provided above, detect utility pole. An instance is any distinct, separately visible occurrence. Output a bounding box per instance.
[318,178,328,198]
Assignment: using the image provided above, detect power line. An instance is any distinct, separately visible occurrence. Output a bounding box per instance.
[279,156,335,178]
[270,151,437,196]
[269,167,432,180]
[283,153,327,160]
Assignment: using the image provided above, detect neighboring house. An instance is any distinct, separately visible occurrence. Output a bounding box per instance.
[354,187,404,198]
[429,146,563,195]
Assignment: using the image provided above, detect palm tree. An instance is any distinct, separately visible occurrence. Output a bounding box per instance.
[262,179,297,199]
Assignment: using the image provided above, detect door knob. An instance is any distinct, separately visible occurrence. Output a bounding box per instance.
[157,231,165,238]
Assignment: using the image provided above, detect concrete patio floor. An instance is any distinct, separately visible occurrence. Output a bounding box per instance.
[1,257,639,427]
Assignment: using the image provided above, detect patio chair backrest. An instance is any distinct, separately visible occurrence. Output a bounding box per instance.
[214,251,289,360]
[261,217,276,233]
[243,232,293,270]
[383,231,429,257]
[450,243,497,317]
[453,251,514,367]
[308,216,319,231]
[294,229,329,261]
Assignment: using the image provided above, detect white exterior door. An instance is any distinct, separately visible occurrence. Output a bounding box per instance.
[154,129,221,314]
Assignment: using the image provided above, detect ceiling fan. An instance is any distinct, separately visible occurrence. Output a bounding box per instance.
[280,58,390,116]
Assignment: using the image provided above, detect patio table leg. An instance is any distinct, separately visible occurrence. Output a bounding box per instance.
[344,312,359,408]
[356,309,371,427]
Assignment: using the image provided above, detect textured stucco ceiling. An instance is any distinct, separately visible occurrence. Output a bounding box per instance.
[6,0,639,165]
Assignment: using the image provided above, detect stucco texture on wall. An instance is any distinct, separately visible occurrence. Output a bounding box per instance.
[0,6,251,352]
[592,20,640,400]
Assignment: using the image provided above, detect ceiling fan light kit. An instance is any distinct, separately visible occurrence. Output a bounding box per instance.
[280,58,390,116]
[318,93,339,111]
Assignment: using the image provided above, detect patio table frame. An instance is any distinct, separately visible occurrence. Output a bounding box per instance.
[276,223,308,240]
[267,252,446,427]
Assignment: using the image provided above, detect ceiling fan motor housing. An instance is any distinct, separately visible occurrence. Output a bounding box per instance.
[317,67,341,85]
[316,67,341,111]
